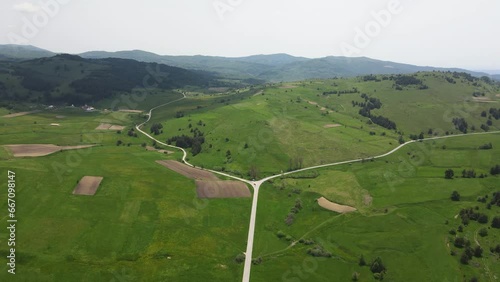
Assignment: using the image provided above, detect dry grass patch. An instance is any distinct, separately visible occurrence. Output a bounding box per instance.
[118,109,143,113]
[156,160,218,180]
[2,110,40,118]
[50,123,60,126]
[196,181,251,198]
[4,144,95,157]
[317,197,357,213]
[95,123,125,130]
[472,97,496,103]
[279,85,298,89]
[324,124,342,128]
[73,176,104,196]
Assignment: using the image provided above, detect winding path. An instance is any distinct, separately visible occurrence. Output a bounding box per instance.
[135,96,500,282]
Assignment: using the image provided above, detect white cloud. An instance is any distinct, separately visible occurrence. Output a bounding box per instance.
[13,2,40,13]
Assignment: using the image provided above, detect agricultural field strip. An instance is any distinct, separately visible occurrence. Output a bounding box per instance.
[135,96,500,282]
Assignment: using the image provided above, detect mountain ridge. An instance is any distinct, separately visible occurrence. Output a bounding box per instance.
[0,44,492,82]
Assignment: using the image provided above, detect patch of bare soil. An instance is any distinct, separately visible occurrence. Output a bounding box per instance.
[307,101,318,105]
[72,176,103,195]
[108,125,126,131]
[317,197,357,213]
[4,144,95,157]
[324,124,342,128]
[196,180,251,198]
[50,123,60,126]
[472,97,496,103]
[2,110,40,118]
[156,160,219,180]
[96,123,125,130]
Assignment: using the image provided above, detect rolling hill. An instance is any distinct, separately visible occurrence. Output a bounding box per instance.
[0,54,217,107]
[0,44,55,61]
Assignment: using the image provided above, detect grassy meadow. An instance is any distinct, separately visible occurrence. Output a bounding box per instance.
[251,134,500,282]
[0,106,251,281]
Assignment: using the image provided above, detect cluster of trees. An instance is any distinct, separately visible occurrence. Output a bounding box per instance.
[167,128,205,156]
[359,256,386,280]
[489,108,500,120]
[150,123,163,135]
[445,77,456,84]
[394,75,423,86]
[352,94,397,130]
[459,207,489,225]
[450,190,460,201]
[452,117,468,133]
[127,128,138,137]
[409,132,425,140]
[362,74,381,82]
[307,245,332,258]
[175,111,184,118]
[461,169,477,179]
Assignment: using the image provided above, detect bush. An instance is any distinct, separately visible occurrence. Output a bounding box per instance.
[450,190,460,201]
[307,245,332,258]
[234,253,245,264]
[479,228,488,237]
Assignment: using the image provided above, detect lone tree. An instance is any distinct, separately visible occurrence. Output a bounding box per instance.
[370,257,386,274]
[451,191,461,201]
[445,169,455,179]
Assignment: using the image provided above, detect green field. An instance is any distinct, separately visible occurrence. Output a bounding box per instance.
[251,134,500,282]
[0,106,252,281]
[145,72,499,178]
[0,71,499,281]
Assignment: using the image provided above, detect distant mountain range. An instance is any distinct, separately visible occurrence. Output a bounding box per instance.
[0,44,495,82]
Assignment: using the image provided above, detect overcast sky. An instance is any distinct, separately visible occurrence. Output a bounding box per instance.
[0,0,498,70]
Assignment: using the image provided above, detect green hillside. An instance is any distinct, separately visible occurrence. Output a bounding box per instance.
[0,54,235,109]
[144,72,500,177]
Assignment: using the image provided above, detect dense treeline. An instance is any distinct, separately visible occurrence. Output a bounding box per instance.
[353,94,397,130]
[322,88,359,95]
[5,55,216,105]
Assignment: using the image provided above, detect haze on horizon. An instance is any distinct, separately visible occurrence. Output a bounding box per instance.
[0,0,498,70]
